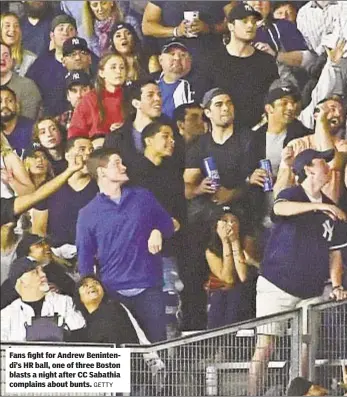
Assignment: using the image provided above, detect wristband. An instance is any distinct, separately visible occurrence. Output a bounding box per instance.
[173,26,179,37]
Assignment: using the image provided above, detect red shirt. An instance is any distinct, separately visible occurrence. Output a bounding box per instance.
[68,88,123,138]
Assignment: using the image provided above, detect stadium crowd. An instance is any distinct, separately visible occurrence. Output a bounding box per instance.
[1,1,347,385]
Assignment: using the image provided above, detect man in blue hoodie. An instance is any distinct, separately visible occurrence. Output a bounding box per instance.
[76,148,175,342]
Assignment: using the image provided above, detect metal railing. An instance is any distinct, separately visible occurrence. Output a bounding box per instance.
[125,309,302,396]
[1,301,346,396]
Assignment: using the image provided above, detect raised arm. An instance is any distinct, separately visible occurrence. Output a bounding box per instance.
[2,151,35,195]
[13,155,83,217]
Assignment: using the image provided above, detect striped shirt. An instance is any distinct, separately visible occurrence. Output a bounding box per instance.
[297,1,347,57]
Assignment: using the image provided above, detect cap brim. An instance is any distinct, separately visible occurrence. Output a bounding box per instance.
[318,149,335,163]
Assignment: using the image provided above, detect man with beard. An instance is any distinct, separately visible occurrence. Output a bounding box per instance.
[32,137,98,249]
[0,42,41,120]
[182,88,254,329]
[20,1,57,56]
[0,86,34,157]
[275,95,347,204]
[1,256,85,342]
[211,3,278,128]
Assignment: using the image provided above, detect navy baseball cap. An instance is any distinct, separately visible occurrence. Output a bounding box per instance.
[201,88,230,108]
[8,256,41,286]
[265,85,301,105]
[293,149,335,175]
[65,70,92,89]
[51,14,77,32]
[287,377,313,396]
[161,40,189,54]
[227,3,262,22]
[63,37,90,57]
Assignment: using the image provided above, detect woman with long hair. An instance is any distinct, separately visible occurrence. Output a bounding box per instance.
[110,22,159,81]
[68,53,127,138]
[0,12,37,76]
[82,1,142,57]
[205,210,257,329]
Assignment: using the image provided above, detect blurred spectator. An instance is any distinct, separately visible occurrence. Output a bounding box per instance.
[0,12,37,76]
[76,148,174,342]
[73,275,140,345]
[82,0,142,57]
[173,102,206,147]
[0,86,34,157]
[275,96,347,203]
[32,118,68,175]
[56,70,93,131]
[297,1,347,94]
[20,1,57,56]
[287,377,328,396]
[155,41,195,119]
[247,0,312,89]
[26,15,78,116]
[23,146,54,189]
[142,1,229,66]
[212,3,278,128]
[0,42,42,120]
[68,53,126,138]
[110,22,155,81]
[0,152,84,227]
[205,211,256,328]
[249,149,347,395]
[297,1,347,58]
[299,39,346,130]
[1,256,85,342]
[1,132,35,198]
[272,1,298,24]
[32,137,97,248]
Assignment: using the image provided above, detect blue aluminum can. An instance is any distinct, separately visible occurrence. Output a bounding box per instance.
[203,157,221,189]
[259,159,273,192]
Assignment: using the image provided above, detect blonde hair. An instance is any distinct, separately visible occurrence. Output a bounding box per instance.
[0,13,24,66]
[0,132,13,157]
[82,1,124,37]
[24,151,54,187]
